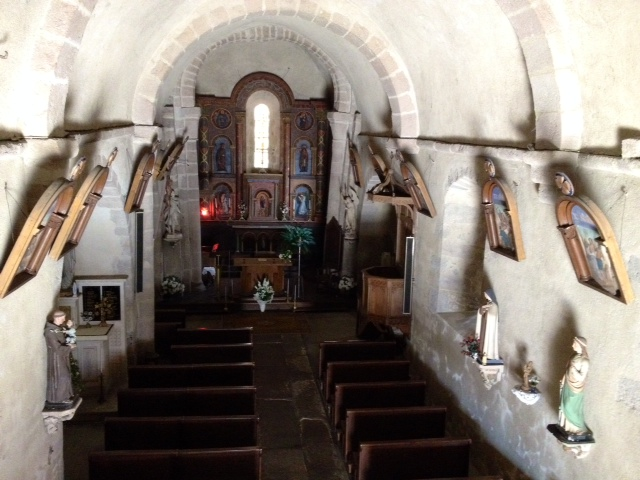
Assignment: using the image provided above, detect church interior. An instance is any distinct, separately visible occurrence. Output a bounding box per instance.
[2,1,640,479]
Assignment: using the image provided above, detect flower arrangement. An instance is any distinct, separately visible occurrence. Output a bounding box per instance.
[460,334,481,358]
[162,275,185,296]
[253,278,275,302]
[278,250,292,261]
[338,275,356,291]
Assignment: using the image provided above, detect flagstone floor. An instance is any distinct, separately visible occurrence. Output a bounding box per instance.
[64,310,357,480]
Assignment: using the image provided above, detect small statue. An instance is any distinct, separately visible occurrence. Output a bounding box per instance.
[512,361,541,405]
[44,311,76,406]
[280,202,289,221]
[475,289,501,364]
[238,201,247,220]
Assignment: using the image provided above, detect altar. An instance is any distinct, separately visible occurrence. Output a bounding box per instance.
[234,257,291,295]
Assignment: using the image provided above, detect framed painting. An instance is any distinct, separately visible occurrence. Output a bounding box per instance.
[348,145,364,188]
[124,142,157,213]
[253,190,273,219]
[212,183,233,220]
[555,172,634,304]
[156,137,187,181]
[293,185,313,220]
[295,111,313,131]
[50,149,117,260]
[212,136,233,174]
[212,108,232,129]
[481,160,525,261]
[400,160,436,218]
[293,138,313,175]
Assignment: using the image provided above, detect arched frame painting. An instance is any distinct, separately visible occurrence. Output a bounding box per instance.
[556,179,634,304]
[400,161,436,218]
[481,178,525,261]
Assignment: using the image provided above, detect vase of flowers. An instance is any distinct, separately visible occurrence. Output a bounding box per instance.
[460,334,481,360]
[161,275,185,297]
[253,278,275,312]
[278,250,292,261]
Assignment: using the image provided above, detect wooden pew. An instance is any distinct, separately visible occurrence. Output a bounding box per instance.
[357,437,471,480]
[318,340,398,383]
[155,308,187,327]
[333,381,426,434]
[170,343,253,364]
[155,322,182,358]
[344,406,446,474]
[89,447,262,480]
[117,387,256,417]
[174,327,253,345]
[324,360,411,404]
[128,363,254,388]
[104,415,258,450]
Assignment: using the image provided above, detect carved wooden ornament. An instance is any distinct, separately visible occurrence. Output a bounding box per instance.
[400,160,436,218]
[124,142,158,213]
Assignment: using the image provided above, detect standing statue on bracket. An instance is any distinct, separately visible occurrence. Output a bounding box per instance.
[162,176,183,243]
[44,311,76,407]
[475,289,501,364]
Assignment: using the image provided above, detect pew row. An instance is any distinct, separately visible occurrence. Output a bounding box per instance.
[155,308,187,327]
[170,343,253,364]
[333,381,426,433]
[89,447,262,480]
[155,322,183,358]
[357,437,472,480]
[324,360,411,405]
[104,415,258,450]
[344,406,447,472]
[174,327,253,345]
[318,340,398,383]
[128,363,254,388]
[117,387,256,416]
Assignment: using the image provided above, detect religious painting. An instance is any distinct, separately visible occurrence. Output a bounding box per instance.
[212,108,232,129]
[212,136,232,174]
[481,160,525,262]
[253,190,272,219]
[295,111,313,131]
[555,172,634,304]
[400,159,436,218]
[348,146,364,188]
[124,143,157,214]
[212,183,233,220]
[293,185,312,220]
[294,138,313,175]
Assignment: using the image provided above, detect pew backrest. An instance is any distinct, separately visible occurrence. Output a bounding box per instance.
[104,415,258,450]
[344,406,447,464]
[117,387,256,416]
[170,343,253,364]
[128,363,254,388]
[324,360,411,403]
[89,447,262,480]
[174,327,253,345]
[333,381,426,431]
[357,437,471,480]
[318,341,397,381]
[155,308,187,327]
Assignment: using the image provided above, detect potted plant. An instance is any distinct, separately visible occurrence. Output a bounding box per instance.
[460,334,481,360]
[253,278,275,312]
[280,225,315,254]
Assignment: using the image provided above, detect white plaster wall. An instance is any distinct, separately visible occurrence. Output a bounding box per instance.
[406,140,640,479]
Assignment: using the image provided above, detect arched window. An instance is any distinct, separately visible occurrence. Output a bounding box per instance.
[254,104,269,168]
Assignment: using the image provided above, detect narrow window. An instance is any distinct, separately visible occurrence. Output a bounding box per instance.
[254,104,269,168]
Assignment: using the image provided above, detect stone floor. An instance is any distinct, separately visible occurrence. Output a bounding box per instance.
[64,310,357,480]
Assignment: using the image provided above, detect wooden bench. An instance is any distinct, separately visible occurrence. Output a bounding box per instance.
[324,360,411,405]
[170,343,253,364]
[318,341,398,383]
[174,327,253,345]
[89,447,262,480]
[117,387,256,416]
[344,406,446,473]
[104,415,258,450]
[128,363,254,388]
[333,381,426,434]
[357,437,471,480]
[155,308,187,327]
[154,322,182,358]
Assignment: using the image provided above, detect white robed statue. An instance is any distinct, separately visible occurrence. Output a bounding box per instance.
[475,289,500,362]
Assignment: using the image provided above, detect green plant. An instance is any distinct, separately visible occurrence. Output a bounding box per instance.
[253,278,275,302]
[280,225,316,253]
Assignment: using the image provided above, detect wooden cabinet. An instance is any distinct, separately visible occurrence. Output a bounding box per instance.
[359,267,411,337]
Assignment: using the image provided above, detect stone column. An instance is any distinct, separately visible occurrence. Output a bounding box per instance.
[282,114,291,213]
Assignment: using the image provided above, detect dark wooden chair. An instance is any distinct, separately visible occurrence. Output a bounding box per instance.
[170,343,253,364]
[357,437,471,480]
[117,387,256,417]
[127,363,254,388]
[104,415,258,450]
[332,381,426,434]
[318,340,398,383]
[324,360,411,405]
[174,327,253,345]
[344,406,446,473]
[89,447,262,480]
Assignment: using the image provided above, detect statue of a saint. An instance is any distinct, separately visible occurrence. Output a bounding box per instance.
[44,311,75,405]
[474,289,500,363]
[559,337,591,437]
